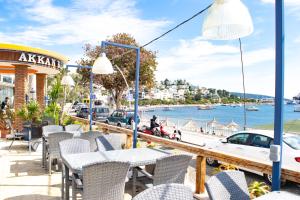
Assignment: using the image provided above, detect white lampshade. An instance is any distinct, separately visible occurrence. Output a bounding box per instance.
[92,53,114,74]
[202,0,253,40]
[61,74,75,87]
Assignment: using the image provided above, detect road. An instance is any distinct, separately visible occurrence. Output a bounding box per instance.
[180,131,300,195]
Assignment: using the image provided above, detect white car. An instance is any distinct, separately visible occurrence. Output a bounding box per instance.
[206,130,300,184]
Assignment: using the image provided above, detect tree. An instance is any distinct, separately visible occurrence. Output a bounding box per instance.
[78,33,157,108]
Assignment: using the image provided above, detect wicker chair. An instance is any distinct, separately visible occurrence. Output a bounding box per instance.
[73,161,130,200]
[79,131,103,152]
[205,170,250,200]
[42,125,63,135]
[47,132,73,174]
[138,154,192,189]
[42,125,64,166]
[95,133,126,151]
[59,138,90,199]
[133,183,193,200]
[64,124,83,137]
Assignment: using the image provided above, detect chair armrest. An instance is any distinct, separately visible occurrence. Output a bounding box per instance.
[137,167,153,180]
[73,173,83,188]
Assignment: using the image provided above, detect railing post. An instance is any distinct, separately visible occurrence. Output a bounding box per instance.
[126,134,133,149]
[195,155,206,194]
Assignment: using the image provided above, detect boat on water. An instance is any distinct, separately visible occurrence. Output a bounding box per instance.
[145,109,155,112]
[162,107,173,111]
[246,106,259,111]
[294,105,300,112]
[198,105,214,110]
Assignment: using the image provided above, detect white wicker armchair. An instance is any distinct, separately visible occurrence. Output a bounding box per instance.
[205,170,250,200]
[79,131,103,151]
[95,133,126,151]
[73,161,130,200]
[59,138,90,199]
[137,154,192,189]
[47,132,73,174]
[133,183,194,200]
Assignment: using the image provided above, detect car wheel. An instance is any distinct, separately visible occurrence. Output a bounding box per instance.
[263,174,286,186]
[206,157,218,167]
[105,120,109,124]
[264,174,272,185]
[117,123,122,127]
[163,135,170,139]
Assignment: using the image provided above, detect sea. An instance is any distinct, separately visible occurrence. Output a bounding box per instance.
[141,104,300,128]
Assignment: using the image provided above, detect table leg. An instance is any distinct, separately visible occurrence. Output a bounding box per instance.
[42,137,45,168]
[65,164,70,200]
[28,129,31,153]
[132,167,138,196]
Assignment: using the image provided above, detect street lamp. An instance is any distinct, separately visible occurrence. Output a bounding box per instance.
[96,41,140,148]
[61,73,75,113]
[64,60,114,130]
[202,0,284,191]
[114,64,132,109]
[202,0,253,40]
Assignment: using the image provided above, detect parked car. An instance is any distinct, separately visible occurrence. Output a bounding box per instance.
[205,130,300,184]
[76,106,110,121]
[106,110,140,128]
[73,103,87,112]
[76,107,89,119]
[92,106,110,122]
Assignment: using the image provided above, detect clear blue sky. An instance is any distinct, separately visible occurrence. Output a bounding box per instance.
[0,0,299,98]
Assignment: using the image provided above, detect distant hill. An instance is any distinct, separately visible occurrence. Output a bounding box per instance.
[230,92,274,99]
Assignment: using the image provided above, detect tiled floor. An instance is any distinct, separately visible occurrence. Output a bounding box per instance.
[0,139,208,200]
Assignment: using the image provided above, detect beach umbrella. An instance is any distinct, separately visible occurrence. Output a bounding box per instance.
[227,120,239,131]
[207,117,218,128]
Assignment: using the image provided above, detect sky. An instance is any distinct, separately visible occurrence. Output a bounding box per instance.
[0,0,299,98]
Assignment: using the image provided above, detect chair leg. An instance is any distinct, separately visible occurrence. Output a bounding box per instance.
[48,155,52,175]
[72,178,76,200]
[62,166,65,199]
[8,138,15,151]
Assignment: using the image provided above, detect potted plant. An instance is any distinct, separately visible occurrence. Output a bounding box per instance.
[212,163,239,175]
[248,181,270,199]
[16,101,42,140]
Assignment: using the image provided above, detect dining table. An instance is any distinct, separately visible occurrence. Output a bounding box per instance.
[61,147,171,200]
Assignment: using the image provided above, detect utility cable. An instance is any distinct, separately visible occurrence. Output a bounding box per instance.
[239,38,247,130]
[106,3,212,62]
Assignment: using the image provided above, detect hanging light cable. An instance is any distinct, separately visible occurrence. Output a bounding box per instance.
[239,38,247,130]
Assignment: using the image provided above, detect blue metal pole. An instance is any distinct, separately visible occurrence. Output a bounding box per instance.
[133,48,140,148]
[272,0,284,191]
[89,71,93,131]
[101,41,140,148]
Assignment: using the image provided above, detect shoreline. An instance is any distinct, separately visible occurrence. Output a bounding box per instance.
[139,102,268,110]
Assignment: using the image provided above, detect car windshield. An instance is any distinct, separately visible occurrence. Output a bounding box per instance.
[284,135,300,150]
[126,112,134,117]
[94,108,109,113]
[81,108,88,112]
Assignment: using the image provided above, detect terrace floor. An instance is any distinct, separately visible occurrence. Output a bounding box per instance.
[0,139,209,200]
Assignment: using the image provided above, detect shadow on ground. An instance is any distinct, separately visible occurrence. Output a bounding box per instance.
[4,194,60,200]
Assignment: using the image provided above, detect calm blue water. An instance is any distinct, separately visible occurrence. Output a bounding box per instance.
[143,105,300,128]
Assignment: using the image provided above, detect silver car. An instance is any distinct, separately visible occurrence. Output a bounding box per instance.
[206,130,300,184]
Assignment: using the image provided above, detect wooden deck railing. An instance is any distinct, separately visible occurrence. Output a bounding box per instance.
[71,116,300,194]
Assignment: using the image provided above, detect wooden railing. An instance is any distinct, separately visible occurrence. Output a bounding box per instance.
[71,116,300,194]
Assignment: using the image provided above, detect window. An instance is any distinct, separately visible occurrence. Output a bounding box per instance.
[284,135,300,150]
[227,133,250,145]
[250,135,272,148]
[3,76,12,83]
